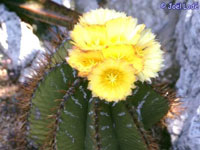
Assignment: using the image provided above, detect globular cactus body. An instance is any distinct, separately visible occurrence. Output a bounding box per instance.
[20,41,169,150]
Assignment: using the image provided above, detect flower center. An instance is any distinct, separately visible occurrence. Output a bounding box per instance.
[102,69,123,86]
[81,58,101,67]
[107,73,118,84]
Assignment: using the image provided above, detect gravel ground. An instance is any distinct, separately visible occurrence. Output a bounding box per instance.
[0,64,20,150]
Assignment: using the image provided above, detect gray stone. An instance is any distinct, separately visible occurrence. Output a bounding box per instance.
[169,0,200,149]
[52,0,75,9]
[0,4,44,72]
[74,0,98,12]
[106,0,171,33]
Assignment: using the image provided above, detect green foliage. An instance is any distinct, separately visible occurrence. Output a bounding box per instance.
[25,42,169,150]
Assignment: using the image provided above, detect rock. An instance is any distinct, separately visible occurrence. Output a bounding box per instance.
[0,4,45,79]
[168,0,200,149]
[106,0,170,32]
[74,0,98,12]
[52,0,75,9]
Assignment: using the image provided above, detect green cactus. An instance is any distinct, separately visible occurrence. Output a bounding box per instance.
[17,41,170,150]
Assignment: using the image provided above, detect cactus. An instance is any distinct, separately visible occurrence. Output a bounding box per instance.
[17,41,170,150]
[0,2,178,150]
[2,3,173,149]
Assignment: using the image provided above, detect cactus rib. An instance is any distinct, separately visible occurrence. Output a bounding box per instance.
[51,78,81,149]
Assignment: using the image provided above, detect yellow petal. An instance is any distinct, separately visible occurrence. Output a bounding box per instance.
[67,49,104,77]
[102,45,144,73]
[102,45,134,60]
[137,29,156,49]
[79,8,126,25]
[137,42,164,82]
[71,24,107,50]
[106,17,145,45]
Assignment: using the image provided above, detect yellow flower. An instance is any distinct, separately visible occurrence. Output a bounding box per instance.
[137,29,156,49]
[135,29,164,82]
[67,8,164,102]
[137,42,163,82]
[71,24,107,51]
[88,60,136,101]
[79,8,126,25]
[67,49,103,77]
[102,45,134,60]
[102,45,144,73]
[106,17,145,45]
[71,10,145,51]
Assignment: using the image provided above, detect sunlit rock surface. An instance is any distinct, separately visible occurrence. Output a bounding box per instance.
[52,0,75,9]
[75,0,98,12]
[170,1,200,149]
[0,4,44,73]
